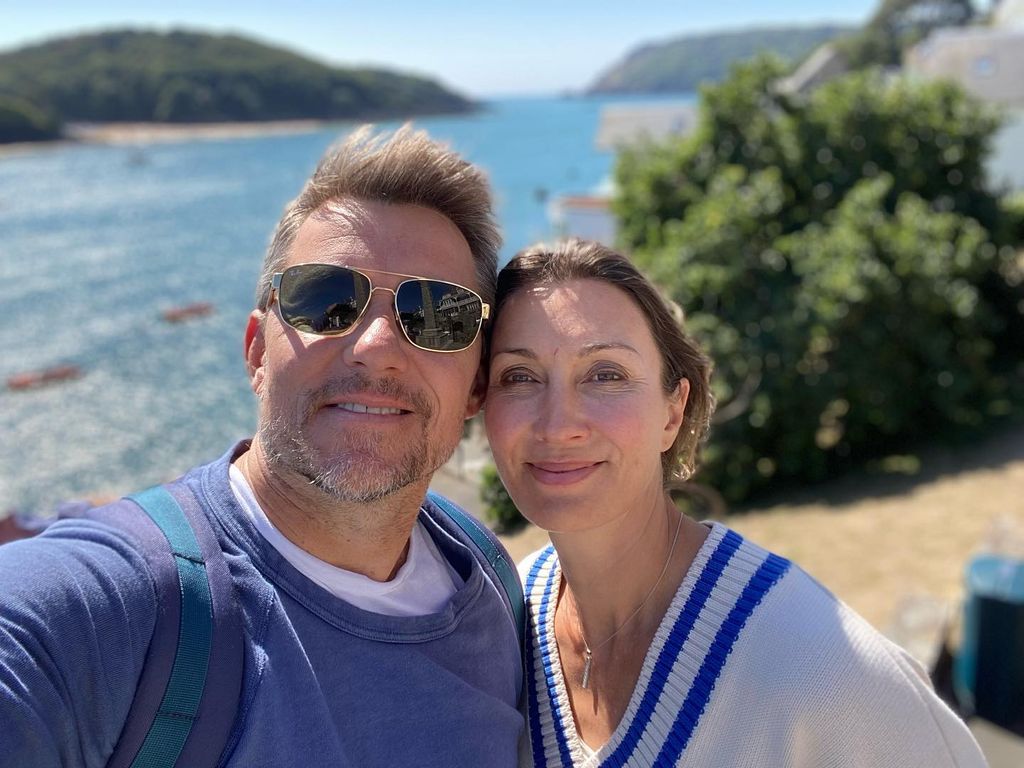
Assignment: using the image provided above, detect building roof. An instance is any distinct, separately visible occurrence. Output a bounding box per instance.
[595,102,697,150]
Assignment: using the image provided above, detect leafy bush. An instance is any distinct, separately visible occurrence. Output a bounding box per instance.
[480,464,525,533]
[615,57,1024,503]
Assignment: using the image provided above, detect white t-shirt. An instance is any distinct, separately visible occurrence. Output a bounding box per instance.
[229,464,459,616]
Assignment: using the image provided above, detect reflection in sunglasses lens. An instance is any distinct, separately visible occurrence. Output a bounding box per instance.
[396,281,482,351]
[278,265,483,352]
[281,265,367,334]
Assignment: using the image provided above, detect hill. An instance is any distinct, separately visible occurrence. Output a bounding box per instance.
[0,29,473,140]
[587,24,853,94]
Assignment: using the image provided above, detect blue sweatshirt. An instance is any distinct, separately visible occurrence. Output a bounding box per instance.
[0,443,523,767]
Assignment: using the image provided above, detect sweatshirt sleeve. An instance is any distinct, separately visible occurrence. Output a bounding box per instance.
[0,518,158,768]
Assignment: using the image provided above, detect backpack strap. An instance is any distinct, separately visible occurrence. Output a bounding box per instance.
[96,481,243,768]
[427,490,525,647]
[123,485,214,768]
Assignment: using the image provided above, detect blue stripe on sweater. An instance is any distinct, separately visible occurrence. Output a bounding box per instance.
[653,552,791,766]
[526,546,574,768]
[602,529,743,768]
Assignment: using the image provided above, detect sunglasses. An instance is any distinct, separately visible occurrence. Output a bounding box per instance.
[266,263,490,353]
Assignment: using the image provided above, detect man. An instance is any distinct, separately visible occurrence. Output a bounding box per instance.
[0,127,523,767]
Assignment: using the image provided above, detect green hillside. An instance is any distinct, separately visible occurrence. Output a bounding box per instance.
[0,29,473,141]
[587,25,852,94]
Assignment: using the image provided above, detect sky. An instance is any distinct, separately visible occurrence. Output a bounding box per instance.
[0,1,882,97]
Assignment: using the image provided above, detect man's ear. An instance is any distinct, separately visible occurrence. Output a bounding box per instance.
[661,378,690,452]
[465,365,487,419]
[244,311,267,396]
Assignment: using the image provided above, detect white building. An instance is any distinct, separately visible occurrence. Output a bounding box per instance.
[905,27,1024,106]
[548,194,617,244]
[775,43,851,97]
[550,102,697,244]
[595,102,697,151]
[993,0,1024,27]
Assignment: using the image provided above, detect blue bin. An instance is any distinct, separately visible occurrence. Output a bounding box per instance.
[953,554,1024,730]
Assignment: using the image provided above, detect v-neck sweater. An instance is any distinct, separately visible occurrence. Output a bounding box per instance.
[521,523,986,768]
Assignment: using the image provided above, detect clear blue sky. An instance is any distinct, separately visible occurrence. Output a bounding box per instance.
[1,1,882,97]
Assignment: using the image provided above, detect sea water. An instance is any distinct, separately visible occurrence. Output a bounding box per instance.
[0,95,690,513]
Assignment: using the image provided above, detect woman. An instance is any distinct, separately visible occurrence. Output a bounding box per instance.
[484,239,986,767]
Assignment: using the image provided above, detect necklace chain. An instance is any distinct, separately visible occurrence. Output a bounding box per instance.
[572,509,684,689]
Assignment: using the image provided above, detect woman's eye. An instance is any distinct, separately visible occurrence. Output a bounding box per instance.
[590,369,625,382]
[499,369,536,385]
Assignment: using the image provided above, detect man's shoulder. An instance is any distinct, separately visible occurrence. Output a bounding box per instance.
[0,441,243,623]
[0,501,163,691]
[0,498,168,615]
[422,491,524,640]
[421,491,507,554]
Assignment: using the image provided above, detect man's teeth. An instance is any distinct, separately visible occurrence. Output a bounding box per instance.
[335,403,405,415]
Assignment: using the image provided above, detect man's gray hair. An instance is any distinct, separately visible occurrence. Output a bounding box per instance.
[256,124,500,309]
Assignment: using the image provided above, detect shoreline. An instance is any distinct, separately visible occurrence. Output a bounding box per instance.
[0,102,484,154]
[0,119,336,156]
[66,119,333,144]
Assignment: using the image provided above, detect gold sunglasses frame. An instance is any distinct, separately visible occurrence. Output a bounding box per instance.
[266,263,490,354]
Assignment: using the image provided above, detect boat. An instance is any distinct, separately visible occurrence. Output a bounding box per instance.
[162,302,214,323]
[6,364,83,391]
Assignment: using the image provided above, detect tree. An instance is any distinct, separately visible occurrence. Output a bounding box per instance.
[0,96,62,143]
[615,56,1024,503]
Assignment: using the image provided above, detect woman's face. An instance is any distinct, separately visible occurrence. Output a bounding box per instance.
[484,278,687,533]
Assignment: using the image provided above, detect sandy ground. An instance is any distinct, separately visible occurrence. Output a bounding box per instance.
[434,421,1024,646]
[65,120,330,144]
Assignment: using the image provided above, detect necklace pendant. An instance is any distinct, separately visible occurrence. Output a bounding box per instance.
[581,649,592,689]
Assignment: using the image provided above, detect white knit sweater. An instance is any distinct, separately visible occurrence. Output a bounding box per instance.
[520,522,987,767]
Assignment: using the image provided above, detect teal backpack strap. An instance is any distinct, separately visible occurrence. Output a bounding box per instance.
[124,485,215,768]
[92,481,242,768]
[427,490,525,647]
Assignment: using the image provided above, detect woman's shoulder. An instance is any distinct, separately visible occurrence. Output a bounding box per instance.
[701,523,985,765]
[710,522,895,658]
[696,522,943,695]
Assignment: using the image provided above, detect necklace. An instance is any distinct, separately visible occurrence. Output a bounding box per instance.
[571,509,684,689]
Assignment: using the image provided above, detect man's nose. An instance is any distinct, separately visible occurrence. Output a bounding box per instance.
[341,289,408,371]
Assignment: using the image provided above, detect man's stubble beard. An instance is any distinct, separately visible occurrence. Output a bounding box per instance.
[256,375,464,503]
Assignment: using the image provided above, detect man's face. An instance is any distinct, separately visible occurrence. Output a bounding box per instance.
[245,198,485,502]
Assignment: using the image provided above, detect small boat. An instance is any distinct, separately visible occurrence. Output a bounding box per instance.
[7,364,83,391]
[162,302,214,323]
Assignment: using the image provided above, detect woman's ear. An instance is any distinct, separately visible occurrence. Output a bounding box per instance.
[661,378,690,452]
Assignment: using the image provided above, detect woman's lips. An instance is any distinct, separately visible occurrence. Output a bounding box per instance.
[526,461,602,486]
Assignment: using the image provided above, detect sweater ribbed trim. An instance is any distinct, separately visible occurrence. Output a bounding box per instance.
[524,523,792,768]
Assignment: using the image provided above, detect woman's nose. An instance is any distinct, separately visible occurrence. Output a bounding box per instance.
[533,387,588,444]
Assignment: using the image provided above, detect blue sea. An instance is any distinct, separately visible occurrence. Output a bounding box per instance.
[0,95,692,513]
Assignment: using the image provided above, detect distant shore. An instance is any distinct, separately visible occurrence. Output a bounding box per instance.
[0,119,335,156]
[66,120,332,144]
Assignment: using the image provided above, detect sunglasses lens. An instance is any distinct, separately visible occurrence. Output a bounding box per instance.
[278,264,369,335]
[395,280,484,352]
